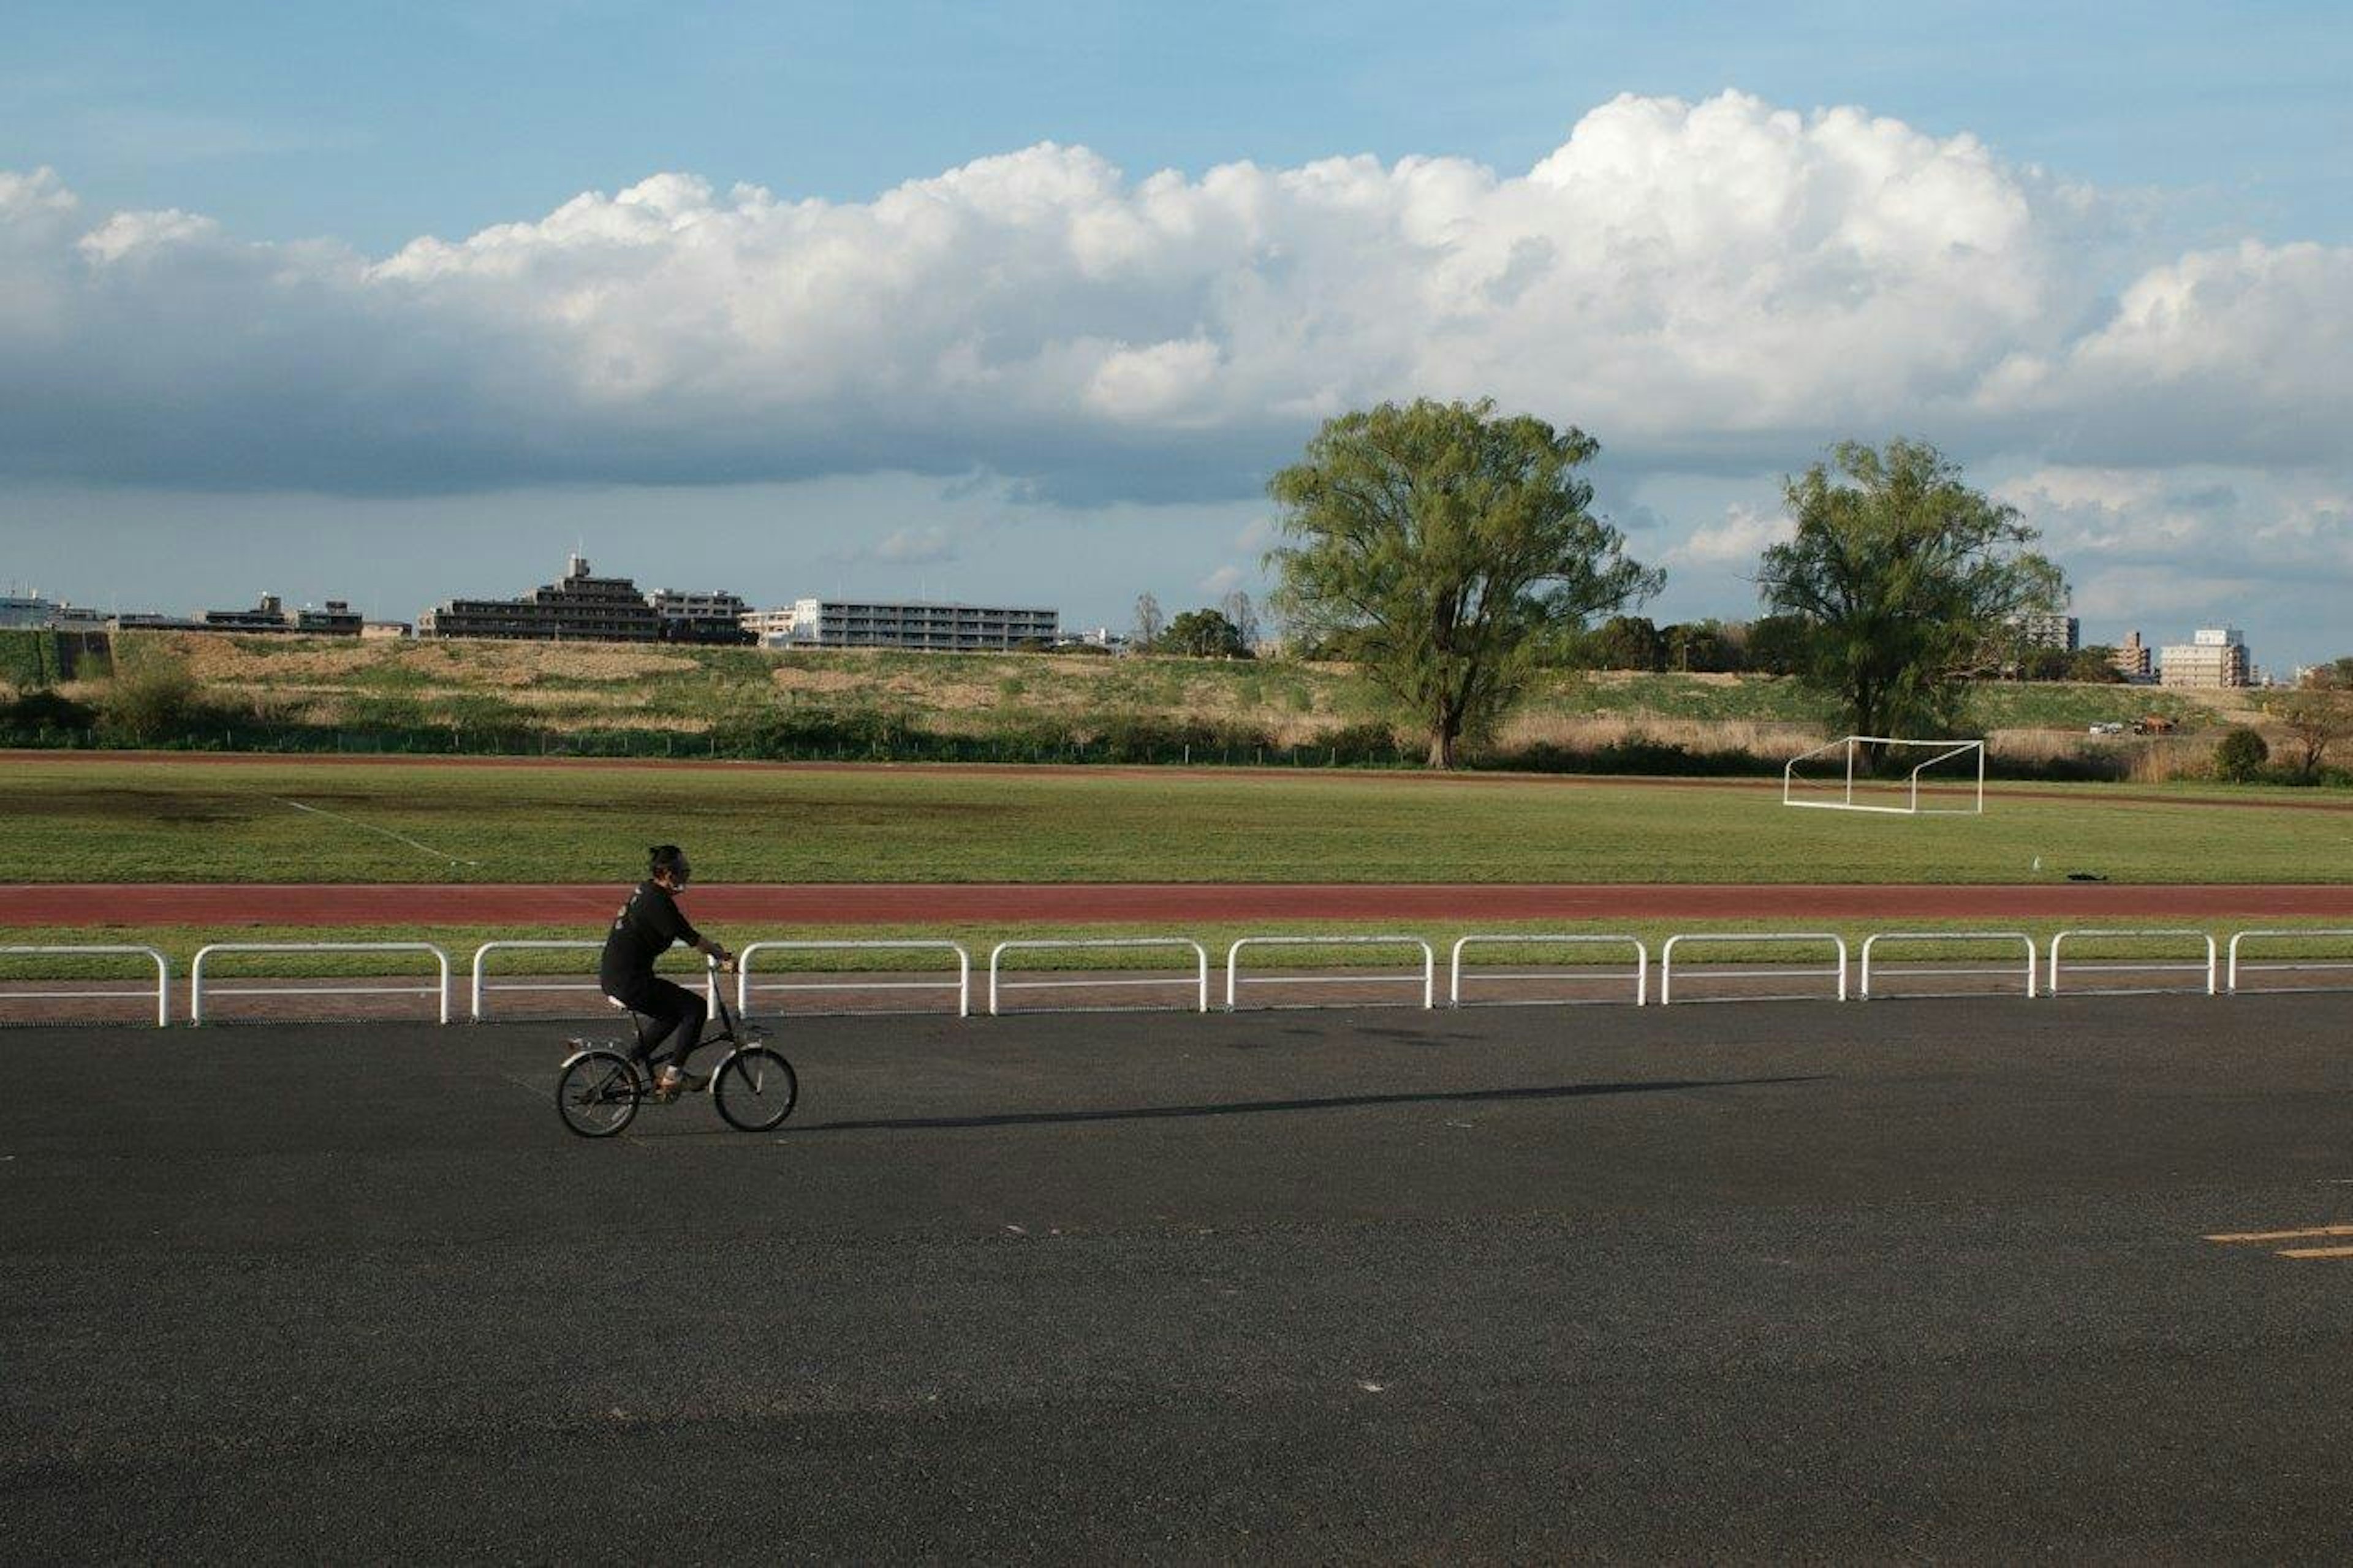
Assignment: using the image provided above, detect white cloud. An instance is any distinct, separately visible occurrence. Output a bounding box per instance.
[75,207,220,263]
[1665,503,1792,567]
[0,167,77,222]
[1231,516,1277,551]
[1991,464,2353,654]
[871,526,956,564]
[1998,466,2353,572]
[0,92,2348,501]
[1977,240,2353,465]
[1085,338,1223,424]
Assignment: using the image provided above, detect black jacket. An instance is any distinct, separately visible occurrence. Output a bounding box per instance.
[599,880,702,988]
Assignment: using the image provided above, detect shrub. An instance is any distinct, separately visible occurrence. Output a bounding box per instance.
[1093,713,1275,762]
[1,688,96,732]
[98,662,200,740]
[2213,726,2270,783]
[1483,738,1773,777]
[1318,720,1408,765]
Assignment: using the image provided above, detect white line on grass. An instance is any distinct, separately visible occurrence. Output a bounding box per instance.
[277,798,480,869]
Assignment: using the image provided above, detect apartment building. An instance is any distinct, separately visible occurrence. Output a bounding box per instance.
[196,593,363,635]
[2009,611,2080,651]
[646,588,753,645]
[420,554,664,642]
[738,607,800,641]
[0,591,61,629]
[2159,626,2251,688]
[747,598,1059,651]
[2110,630,2152,680]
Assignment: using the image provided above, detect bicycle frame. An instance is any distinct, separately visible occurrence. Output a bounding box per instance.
[556,957,795,1138]
[610,956,764,1064]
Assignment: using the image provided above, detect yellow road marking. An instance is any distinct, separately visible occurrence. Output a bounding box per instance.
[2277,1245,2353,1260]
[2203,1224,2353,1244]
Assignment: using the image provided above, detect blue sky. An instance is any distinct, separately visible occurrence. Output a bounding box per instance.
[3,1,2349,664]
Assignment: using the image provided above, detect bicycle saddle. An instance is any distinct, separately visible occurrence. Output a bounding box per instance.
[604,996,659,1046]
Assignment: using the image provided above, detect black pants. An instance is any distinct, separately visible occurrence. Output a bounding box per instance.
[602,974,706,1071]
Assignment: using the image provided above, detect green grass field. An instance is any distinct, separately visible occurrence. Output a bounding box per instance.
[4,756,2347,886]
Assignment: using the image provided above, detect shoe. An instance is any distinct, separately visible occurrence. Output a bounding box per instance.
[654,1067,708,1099]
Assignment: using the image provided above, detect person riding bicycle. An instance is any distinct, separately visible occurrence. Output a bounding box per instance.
[599,844,732,1100]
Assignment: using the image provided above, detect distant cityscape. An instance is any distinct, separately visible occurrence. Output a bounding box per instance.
[0,555,2291,684]
[2006,613,2267,689]
[2,553,1081,656]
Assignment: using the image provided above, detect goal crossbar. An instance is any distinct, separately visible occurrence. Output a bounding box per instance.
[1783,735,1984,816]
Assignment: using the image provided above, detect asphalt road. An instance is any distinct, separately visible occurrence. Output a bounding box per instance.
[5,995,2351,1562]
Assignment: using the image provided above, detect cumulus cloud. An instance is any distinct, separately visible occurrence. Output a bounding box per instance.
[870,525,957,564]
[1996,464,2353,646]
[1977,241,2353,466]
[0,90,2348,498]
[1664,503,1793,567]
[1999,466,2353,572]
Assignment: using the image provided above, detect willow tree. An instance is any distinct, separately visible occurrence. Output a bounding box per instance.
[1756,438,2064,755]
[1267,398,1661,768]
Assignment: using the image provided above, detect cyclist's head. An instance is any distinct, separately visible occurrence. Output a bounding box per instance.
[648,844,691,887]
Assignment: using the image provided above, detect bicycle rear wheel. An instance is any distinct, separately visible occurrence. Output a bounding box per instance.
[713,1046,797,1131]
[556,1048,641,1138]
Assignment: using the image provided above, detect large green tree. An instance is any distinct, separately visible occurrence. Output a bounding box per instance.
[1159,607,1250,659]
[1756,438,2063,752]
[1267,398,1661,767]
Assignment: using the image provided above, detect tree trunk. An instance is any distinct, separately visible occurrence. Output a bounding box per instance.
[1427,706,1460,769]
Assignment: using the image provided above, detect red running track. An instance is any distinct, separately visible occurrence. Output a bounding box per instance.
[12,882,2353,928]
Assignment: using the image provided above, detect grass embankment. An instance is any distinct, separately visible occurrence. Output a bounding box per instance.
[5,757,2347,886]
[3,631,2268,777]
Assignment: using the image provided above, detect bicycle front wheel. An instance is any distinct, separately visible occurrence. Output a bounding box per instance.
[556,1048,641,1138]
[714,1046,798,1132]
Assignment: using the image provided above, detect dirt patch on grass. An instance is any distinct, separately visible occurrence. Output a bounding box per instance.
[172,633,697,689]
[178,638,386,683]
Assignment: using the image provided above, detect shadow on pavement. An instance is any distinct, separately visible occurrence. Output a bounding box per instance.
[790,1074,1830,1135]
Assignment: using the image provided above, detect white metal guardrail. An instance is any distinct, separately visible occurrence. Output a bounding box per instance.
[1226,936,1435,1012]
[1659,933,1849,1005]
[191,942,451,1025]
[37,922,2353,1029]
[2224,929,2353,995]
[0,945,173,1028]
[471,940,604,1021]
[470,940,721,1021]
[988,939,1210,1015]
[2047,929,2218,997]
[737,940,972,1019]
[1448,935,1648,1008]
[1859,931,2037,1001]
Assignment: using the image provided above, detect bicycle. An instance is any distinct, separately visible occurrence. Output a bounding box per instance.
[555,955,798,1138]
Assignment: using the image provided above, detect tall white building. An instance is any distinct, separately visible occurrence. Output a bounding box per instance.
[2160,626,2251,688]
[744,598,1059,651]
[2009,611,2080,651]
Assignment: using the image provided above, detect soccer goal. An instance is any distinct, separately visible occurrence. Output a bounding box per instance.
[1783,735,1985,815]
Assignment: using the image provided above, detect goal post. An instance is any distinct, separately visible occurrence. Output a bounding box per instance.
[1783,735,1985,816]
